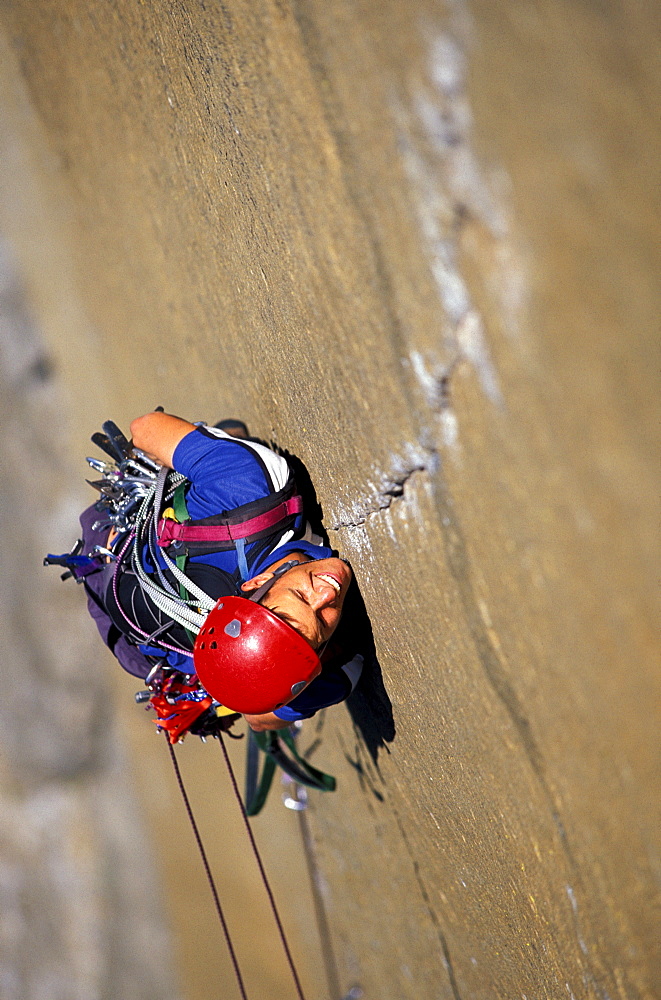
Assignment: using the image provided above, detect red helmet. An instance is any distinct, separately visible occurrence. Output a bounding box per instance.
[192,595,321,715]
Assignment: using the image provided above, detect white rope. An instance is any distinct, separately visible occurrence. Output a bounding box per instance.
[125,468,215,635]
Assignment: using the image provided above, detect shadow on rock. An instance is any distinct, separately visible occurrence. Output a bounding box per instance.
[343,584,395,767]
[271,441,396,766]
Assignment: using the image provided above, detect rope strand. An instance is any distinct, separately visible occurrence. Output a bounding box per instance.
[165,739,249,1000]
[218,733,308,1000]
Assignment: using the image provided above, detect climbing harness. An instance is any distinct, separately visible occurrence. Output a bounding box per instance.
[156,483,304,548]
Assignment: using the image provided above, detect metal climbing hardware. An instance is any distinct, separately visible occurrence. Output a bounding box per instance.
[44,538,97,581]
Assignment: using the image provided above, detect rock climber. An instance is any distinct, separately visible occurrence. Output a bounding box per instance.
[47,411,363,743]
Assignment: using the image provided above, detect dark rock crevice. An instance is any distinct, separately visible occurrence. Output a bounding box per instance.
[329,458,434,531]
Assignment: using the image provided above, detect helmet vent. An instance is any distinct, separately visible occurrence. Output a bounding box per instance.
[210,641,217,649]
[224,619,242,638]
[208,627,215,634]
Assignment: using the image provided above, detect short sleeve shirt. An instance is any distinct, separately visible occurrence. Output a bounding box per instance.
[168,426,333,576]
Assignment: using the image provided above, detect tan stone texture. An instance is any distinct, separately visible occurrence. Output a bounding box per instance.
[0,1,658,998]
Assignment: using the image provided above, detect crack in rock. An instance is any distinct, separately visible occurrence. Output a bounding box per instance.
[329,462,430,531]
[393,17,528,456]
[409,350,461,413]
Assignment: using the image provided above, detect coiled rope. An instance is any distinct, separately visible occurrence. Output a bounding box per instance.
[130,467,214,631]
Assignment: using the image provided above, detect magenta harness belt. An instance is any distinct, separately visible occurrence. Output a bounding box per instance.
[157,495,304,547]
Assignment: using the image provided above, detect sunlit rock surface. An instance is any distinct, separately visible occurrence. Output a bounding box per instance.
[0,2,658,998]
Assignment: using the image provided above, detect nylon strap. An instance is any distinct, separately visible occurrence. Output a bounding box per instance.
[245,729,336,817]
[172,481,189,525]
[235,536,250,582]
[245,733,278,816]
[278,729,336,791]
[171,481,195,644]
[156,494,304,546]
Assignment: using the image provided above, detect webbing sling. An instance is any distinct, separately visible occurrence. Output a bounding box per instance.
[244,729,336,816]
[171,481,195,643]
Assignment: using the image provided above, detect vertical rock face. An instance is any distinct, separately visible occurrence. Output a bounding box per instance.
[0,2,658,999]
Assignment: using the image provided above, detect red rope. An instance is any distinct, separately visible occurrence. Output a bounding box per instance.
[218,732,308,1000]
[166,739,249,1000]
